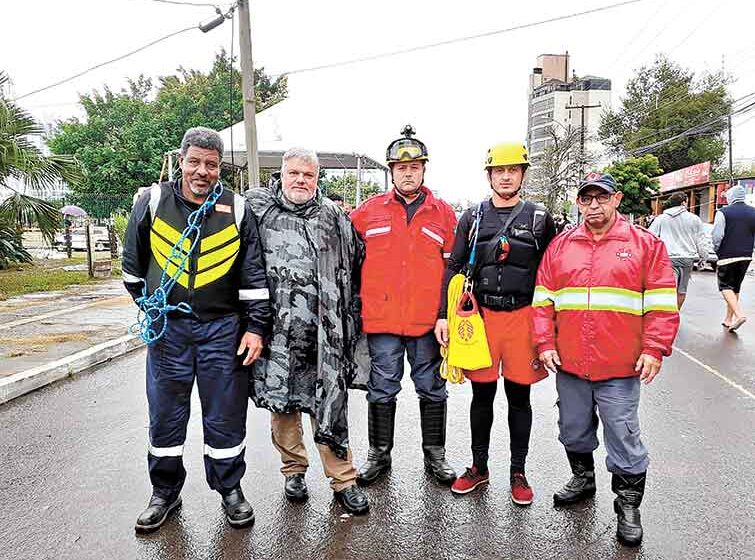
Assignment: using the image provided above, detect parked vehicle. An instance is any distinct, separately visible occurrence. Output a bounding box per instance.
[53,227,112,252]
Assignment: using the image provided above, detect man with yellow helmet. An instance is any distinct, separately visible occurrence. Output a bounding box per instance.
[436,142,556,502]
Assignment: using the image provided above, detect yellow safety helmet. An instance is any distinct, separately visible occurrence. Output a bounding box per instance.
[386,124,429,164]
[484,143,529,170]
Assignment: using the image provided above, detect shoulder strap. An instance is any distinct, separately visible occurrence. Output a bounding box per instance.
[148,183,162,223]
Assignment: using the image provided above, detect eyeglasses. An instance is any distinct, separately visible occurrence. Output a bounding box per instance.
[577,192,613,205]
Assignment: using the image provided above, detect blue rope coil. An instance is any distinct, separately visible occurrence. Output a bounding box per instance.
[131,182,224,345]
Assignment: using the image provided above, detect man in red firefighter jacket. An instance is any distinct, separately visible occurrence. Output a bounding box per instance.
[532,172,680,547]
[350,125,457,486]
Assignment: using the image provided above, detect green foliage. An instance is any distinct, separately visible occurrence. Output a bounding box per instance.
[0,219,31,270]
[0,192,61,242]
[1,73,84,192]
[48,51,287,216]
[599,55,731,173]
[0,70,82,265]
[112,213,130,245]
[602,155,662,217]
[319,173,383,207]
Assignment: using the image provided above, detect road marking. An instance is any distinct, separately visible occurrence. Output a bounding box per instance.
[673,345,755,400]
[0,298,125,332]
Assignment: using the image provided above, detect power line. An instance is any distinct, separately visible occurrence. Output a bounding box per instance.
[606,0,667,72]
[631,92,755,155]
[13,25,197,101]
[667,0,730,55]
[146,0,228,7]
[273,0,645,77]
[615,0,687,69]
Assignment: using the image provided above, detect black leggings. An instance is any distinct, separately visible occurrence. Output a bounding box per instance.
[470,379,532,475]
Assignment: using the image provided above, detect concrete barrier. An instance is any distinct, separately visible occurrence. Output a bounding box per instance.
[0,334,144,405]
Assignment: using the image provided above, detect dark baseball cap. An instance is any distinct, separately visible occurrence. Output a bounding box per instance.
[577,172,617,195]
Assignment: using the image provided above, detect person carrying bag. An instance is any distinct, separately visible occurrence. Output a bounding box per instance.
[435,143,556,502]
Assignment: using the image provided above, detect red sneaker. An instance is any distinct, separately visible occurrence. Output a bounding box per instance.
[451,467,490,495]
[511,472,534,505]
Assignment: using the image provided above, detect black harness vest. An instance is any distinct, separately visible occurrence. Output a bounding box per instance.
[471,200,547,311]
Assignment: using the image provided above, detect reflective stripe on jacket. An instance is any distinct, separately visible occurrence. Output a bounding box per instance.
[532,215,680,381]
[351,186,457,336]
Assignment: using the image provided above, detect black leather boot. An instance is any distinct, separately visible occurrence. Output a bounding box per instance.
[553,451,597,506]
[284,473,308,502]
[420,399,457,485]
[135,492,182,533]
[612,472,646,547]
[334,484,370,515]
[221,487,255,528]
[357,402,396,485]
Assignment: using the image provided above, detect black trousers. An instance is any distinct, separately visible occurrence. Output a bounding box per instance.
[470,379,532,475]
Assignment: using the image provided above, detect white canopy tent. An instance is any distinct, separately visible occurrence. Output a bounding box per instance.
[216,98,389,197]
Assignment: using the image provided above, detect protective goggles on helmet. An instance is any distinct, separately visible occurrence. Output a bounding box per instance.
[386,138,428,163]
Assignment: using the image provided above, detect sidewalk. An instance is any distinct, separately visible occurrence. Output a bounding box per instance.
[0,279,143,404]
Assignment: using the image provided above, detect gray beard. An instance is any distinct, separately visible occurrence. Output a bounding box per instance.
[283,188,315,205]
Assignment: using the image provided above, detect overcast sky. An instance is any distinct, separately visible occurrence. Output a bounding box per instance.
[2,0,754,201]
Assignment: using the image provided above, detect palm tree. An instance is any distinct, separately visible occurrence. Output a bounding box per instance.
[0,71,83,265]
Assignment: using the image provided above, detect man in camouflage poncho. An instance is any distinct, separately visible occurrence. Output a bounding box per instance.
[246,147,369,515]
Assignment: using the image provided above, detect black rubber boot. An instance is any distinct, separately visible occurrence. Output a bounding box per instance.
[135,492,182,533]
[612,472,646,547]
[419,399,457,485]
[221,487,255,528]
[553,451,597,506]
[357,402,396,485]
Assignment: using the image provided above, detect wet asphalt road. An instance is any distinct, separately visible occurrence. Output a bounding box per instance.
[1,272,753,560]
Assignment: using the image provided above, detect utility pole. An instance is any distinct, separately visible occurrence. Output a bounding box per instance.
[565,103,601,179]
[728,114,734,187]
[238,0,260,189]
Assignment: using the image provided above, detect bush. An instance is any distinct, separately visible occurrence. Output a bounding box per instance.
[112,213,130,246]
[0,222,32,269]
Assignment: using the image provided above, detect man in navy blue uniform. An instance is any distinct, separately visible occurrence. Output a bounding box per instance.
[123,127,270,532]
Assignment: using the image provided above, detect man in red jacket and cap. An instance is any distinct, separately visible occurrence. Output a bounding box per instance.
[532,172,680,547]
[351,125,458,486]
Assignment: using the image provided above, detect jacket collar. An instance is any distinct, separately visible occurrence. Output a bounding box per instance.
[383,185,438,209]
[570,213,631,242]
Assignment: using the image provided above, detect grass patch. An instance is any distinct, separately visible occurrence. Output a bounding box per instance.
[0,258,122,300]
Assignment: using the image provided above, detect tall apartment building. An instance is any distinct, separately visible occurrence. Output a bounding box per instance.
[526,53,611,168]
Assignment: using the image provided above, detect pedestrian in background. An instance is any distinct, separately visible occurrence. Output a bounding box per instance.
[533,172,680,547]
[712,185,755,332]
[649,192,708,309]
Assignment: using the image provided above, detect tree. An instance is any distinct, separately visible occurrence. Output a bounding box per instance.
[48,51,287,216]
[319,173,383,207]
[526,126,592,213]
[599,55,731,173]
[602,155,662,217]
[0,71,83,266]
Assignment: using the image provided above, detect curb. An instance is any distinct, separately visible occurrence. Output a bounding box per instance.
[0,334,144,405]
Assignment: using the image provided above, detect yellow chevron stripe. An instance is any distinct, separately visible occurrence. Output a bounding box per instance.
[150,230,190,266]
[200,224,239,253]
[194,252,238,289]
[198,239,240,272]
[152,217,192,252]
[152,249,190,288]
